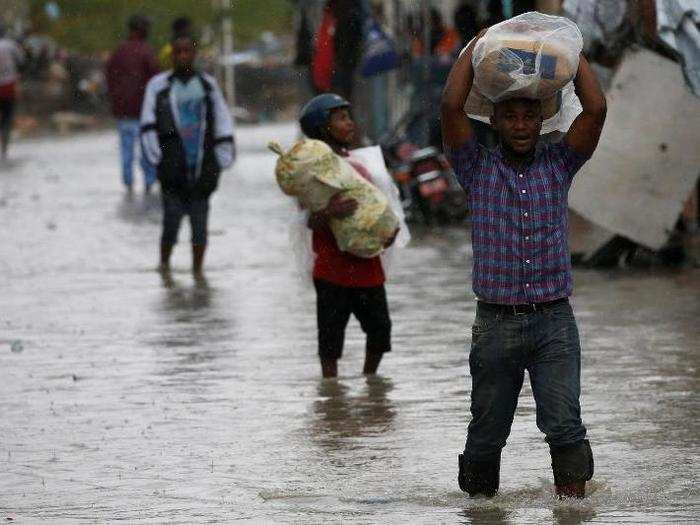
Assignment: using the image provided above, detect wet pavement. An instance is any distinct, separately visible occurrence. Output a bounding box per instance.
[1,124,699,523]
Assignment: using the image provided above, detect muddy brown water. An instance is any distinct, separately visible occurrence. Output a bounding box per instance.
[1,125,698,523]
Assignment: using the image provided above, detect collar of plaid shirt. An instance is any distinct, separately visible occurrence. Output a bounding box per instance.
[446,137,589,305]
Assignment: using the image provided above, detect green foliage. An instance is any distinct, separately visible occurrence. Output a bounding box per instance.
[28,0,294,54]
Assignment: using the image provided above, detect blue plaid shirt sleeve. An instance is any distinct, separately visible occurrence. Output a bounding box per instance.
[549,139,591,184]
[445,137,481,190]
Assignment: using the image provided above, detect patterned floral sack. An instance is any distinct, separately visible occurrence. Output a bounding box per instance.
[269,139,399,259]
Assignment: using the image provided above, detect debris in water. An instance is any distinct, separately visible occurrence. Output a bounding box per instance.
[10,340,22,353]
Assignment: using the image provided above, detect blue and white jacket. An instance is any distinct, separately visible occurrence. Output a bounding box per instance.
[140,71,235,196]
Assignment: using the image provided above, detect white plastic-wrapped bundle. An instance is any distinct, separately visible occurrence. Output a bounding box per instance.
[465,11,585,133]
[473,12,583,101]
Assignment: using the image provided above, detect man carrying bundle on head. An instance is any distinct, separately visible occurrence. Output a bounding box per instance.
[441,13,606,499]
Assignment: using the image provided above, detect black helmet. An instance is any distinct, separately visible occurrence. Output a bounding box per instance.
[299,93,351,140]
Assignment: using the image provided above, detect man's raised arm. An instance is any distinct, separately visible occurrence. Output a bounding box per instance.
[441,31,485,150]
[564,54,607,158]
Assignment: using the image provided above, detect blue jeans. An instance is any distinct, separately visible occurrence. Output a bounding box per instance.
[117,119,156,188]
[464,299,587,462]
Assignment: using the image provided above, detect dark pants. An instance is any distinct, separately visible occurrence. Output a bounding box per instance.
[314,278,391,360]
[0,98,15,153]
[161,191,209,246]
[464,299,588,463]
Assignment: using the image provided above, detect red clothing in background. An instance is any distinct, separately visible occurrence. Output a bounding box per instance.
[311,6,336,93]
[0,82,15,100]
[312,157,386,288]
[105,38,159,118]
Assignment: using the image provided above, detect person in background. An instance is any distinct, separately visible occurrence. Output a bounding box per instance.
[311,0,364,99]
[105,14,159,194]
[19,25,55,80]
[0,24,25,161]
[430,8,462,59]
[454,2,479,49]
[159,17,193,71]
[299,93,397,378]
[442,29,607,499]
[140,35,235,278]
[409,8,461,60]
[486,0,505,27]
[455,3,497,149]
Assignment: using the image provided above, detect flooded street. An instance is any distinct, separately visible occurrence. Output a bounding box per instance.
[1,124,698,523]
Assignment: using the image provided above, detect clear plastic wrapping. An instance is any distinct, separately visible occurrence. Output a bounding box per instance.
[465,12,584,133]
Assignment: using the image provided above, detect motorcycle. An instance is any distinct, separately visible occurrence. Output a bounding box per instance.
[380,114,467,225]
[407,146,467,224]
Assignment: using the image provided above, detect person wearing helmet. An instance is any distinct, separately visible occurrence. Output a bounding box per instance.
[299,93,396,378]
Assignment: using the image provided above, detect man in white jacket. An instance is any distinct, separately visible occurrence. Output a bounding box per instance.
[140,35,235,277]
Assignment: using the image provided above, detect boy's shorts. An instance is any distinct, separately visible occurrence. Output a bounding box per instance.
[161,192,209,246]
[314,278,391,360]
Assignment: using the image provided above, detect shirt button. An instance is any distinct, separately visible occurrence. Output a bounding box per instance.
[518,174,524,178]
[525,235,530,240]
[525,259,530,264]
[524,212,529,217]
[525,283,530,287]
[521,189,527,194]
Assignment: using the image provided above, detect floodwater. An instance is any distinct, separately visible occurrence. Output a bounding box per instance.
[1,124,698,524]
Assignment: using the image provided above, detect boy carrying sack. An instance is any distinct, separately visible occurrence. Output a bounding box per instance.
[270,93,406,378]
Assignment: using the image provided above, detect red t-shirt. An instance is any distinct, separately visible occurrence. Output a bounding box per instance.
[312,157,385,288]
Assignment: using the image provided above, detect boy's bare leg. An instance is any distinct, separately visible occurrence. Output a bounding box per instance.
[321,357,338,378]
[363,352,383,375]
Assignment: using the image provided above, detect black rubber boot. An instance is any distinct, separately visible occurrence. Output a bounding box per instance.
[550,439,594,498]
[458,454,500,497]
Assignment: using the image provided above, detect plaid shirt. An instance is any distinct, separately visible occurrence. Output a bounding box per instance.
[446,137,589,305]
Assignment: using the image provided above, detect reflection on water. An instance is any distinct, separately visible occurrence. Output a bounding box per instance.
[157,272,215,328]
[150,271,232,383]
[552,506,597,525]
[459,505,513,525]
[458,497,597,525]
[116,191,161,224]
[311,376,395,450]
